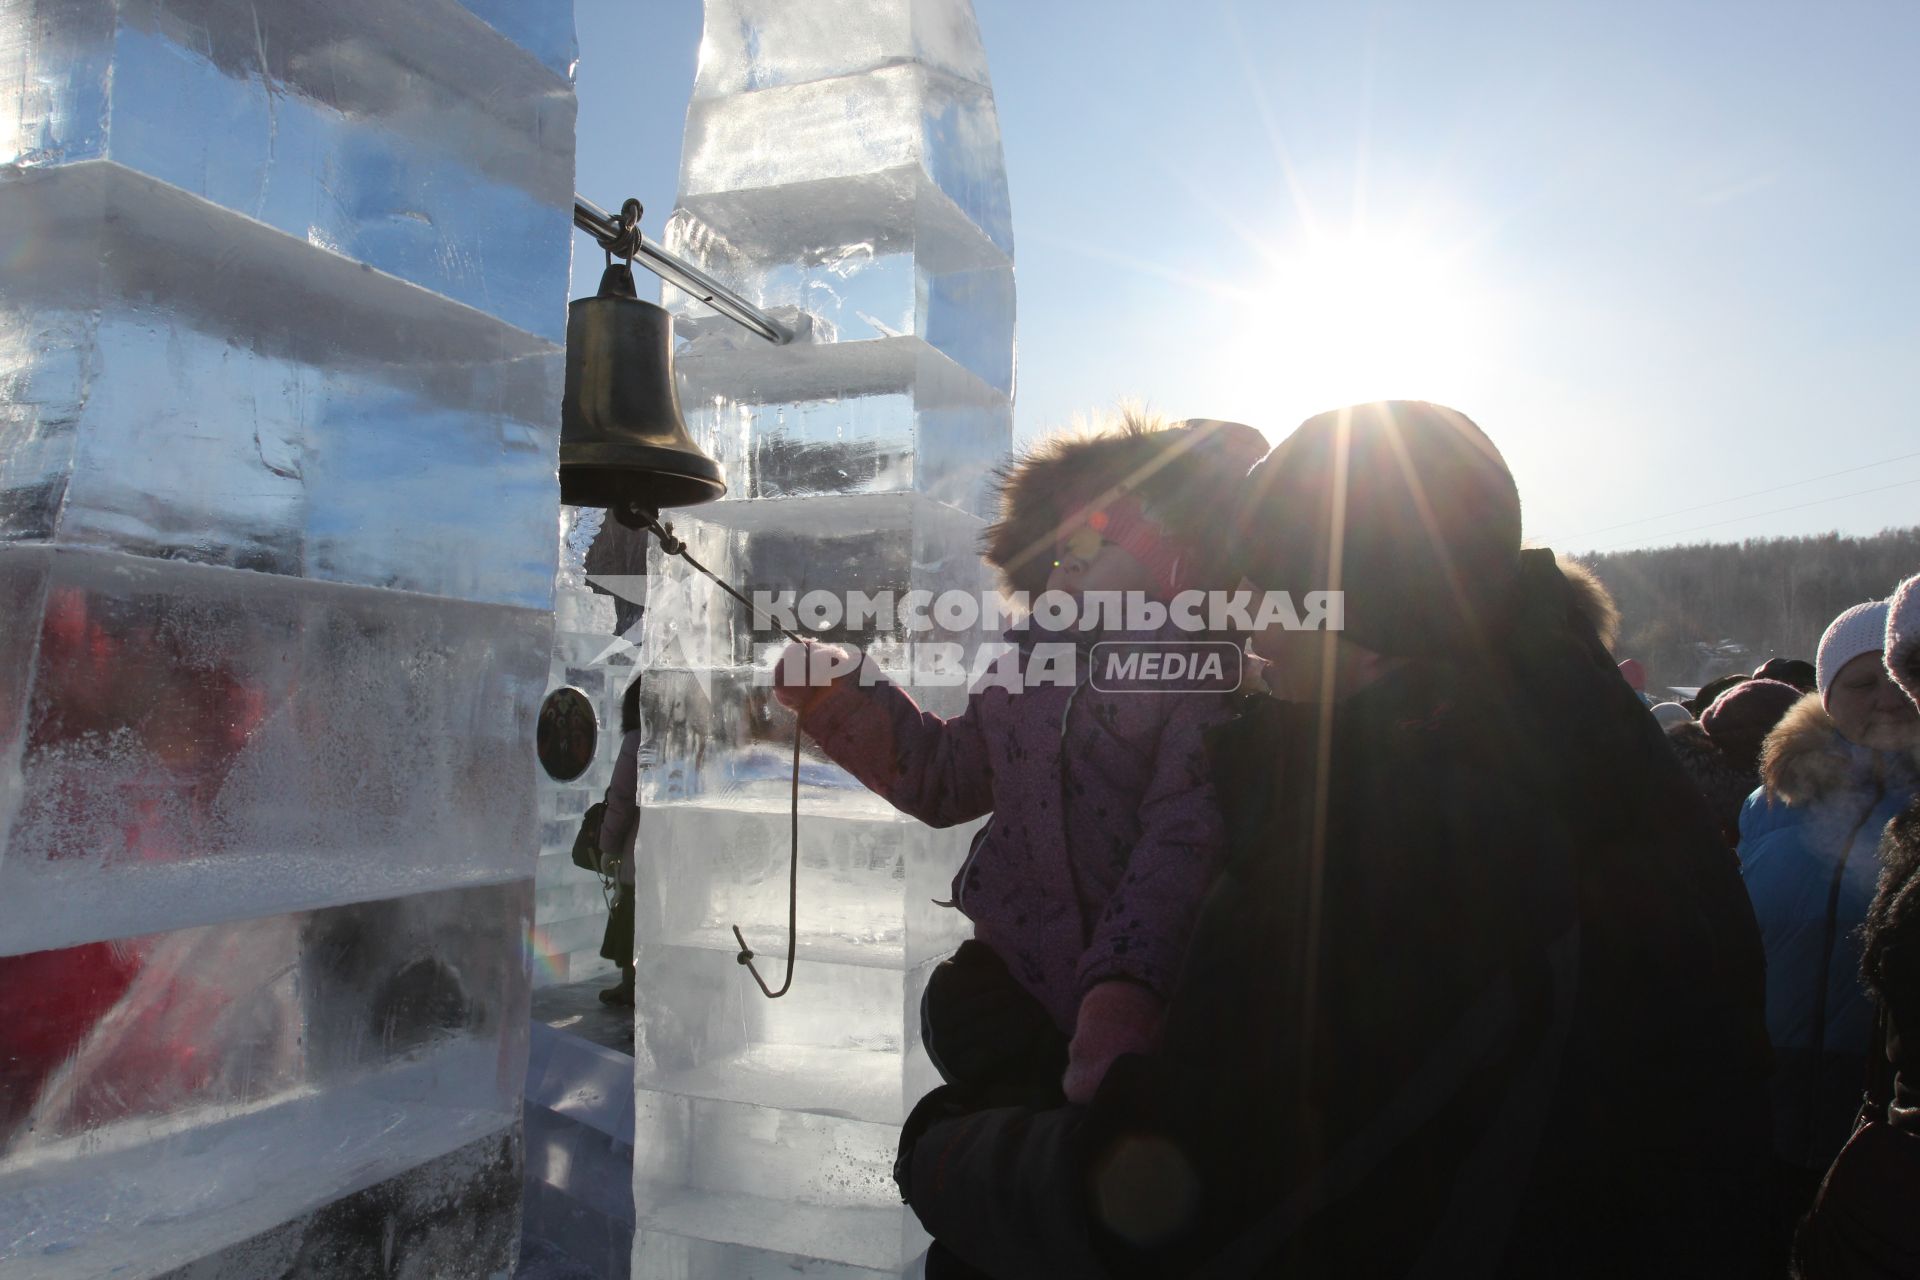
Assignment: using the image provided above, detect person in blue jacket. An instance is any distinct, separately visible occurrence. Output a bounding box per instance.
[1739,596,1920,1224]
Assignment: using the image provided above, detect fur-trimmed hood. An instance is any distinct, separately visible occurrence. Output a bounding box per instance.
[1761,693,1920,807]
[983,414,1268,599]
[1666,719,1759,844]
[1556,556,1621,652]
[1669,719,1757,795]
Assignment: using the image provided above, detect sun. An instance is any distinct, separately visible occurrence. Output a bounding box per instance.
[1224,224,1501,430]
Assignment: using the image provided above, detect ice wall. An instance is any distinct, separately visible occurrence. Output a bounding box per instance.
[631,3,1013,1275]
[0,2,576,1273]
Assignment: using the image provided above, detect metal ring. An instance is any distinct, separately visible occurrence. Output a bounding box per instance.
[606,198,645,261]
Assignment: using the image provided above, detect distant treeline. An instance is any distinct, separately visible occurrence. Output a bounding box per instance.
[1571,527,1920,694]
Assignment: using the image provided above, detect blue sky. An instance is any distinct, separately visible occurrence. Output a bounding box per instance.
[576,1,1920,555]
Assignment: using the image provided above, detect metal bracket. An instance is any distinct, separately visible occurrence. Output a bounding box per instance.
[573,195,793,346]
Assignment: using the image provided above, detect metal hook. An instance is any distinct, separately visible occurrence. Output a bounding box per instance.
[731,720,802,1000]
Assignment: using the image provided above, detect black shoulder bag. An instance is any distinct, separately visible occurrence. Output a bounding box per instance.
[1796,1007,1920,1277]
[570,800,607,873]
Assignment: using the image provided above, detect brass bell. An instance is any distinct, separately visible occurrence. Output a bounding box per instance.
[560,261,726,521]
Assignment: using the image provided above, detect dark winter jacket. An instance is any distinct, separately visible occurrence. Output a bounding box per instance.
[803,632,1229,1031]
[1738,694,1920,1172]
[900,552,1773,1278]
[1666,718,1760,847]
[1863,800,1920,1137]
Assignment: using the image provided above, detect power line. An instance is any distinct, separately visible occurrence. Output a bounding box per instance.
[1547,448,1920,547]
[1592,475,1920,553]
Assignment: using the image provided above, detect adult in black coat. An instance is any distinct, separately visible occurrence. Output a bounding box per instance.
[897,402,1774,1278]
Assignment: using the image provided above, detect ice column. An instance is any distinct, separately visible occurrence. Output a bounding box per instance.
[0,2,576,1274]
[630,2,1014,1275]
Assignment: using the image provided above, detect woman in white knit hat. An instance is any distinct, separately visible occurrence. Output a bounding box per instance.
[1738,595,1920,1235]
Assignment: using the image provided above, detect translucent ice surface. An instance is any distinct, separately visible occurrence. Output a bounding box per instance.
[678,352,1014,513]
[692,0,990,100]
[638,800,977,968]
[0,880,531,1278]
[670,237,1015,397]
[0,547,549,956]
[0,165,562,607]
[680,63,1011,266]
[1,0,577,342]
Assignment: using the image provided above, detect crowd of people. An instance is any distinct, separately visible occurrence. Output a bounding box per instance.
[753,400,1919,1278]
[1643,586,1920,1271]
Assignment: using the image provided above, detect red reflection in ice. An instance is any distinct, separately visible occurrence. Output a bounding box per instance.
[0,942,142,1139]
[0,921,301,1151]
[26,586,275,867]
[3,589,293,1151]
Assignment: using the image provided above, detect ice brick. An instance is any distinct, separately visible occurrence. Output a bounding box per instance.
[0,548,548,954]
[677,344,1012,508]
[144,1130,523,1280]
[0,165,563,606]
[692,0,989,100]
[634,1091,901,1212]
[2,0,576,342]
[0,879,530,1276]
[678,64,1012,268]
[636,801,975,969]
[671,240,1014,397]
[632,943,946,1125]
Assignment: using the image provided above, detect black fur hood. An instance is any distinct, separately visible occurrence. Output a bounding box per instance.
[983,413,1269,599]
[1666,718,1760,843]
[1669,719,1759,796]
[1862,800,1920,1042]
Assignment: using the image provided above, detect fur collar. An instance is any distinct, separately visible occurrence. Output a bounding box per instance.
[983,413,1267,599]
[1555,556,1621,651]
[1761,693,1920,806]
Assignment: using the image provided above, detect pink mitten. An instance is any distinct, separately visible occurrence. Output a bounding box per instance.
[771,640,853,715]
[1062,981,1164,1103]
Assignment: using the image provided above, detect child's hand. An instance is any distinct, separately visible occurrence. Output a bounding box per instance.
[1062,980,1164,1103]
[771,640,854,714]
